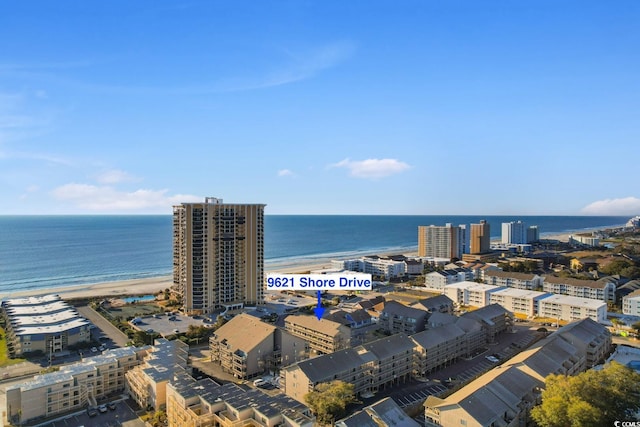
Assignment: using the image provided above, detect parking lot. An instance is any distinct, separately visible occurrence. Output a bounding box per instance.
[35,399,144,427]
[130,311,209,337]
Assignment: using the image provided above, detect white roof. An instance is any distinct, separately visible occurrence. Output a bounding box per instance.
[539,294,606,309]
[445,281,501,292]
[490,288,550,299]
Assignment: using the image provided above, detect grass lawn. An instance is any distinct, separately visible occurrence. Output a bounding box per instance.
[0,326,26,367]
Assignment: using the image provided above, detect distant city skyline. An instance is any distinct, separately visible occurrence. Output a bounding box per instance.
[1,1,639,215]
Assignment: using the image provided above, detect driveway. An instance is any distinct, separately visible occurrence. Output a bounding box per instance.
[75,304,129,347]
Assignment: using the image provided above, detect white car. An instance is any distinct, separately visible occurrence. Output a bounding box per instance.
[485,355,499,363]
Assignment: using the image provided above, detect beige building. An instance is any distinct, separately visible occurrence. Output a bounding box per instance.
[424,318,611,427]
[281,334,415,404]
[167,369,314,427]
[5,346,146,425]
[125,339,189,411]
[489,288,551,318]
[537,294,607,324]
[484,270,544,291]
[470,220,490,254]
[542,275,616,302]
[418,224,464,259]
[210,313,307,379]
[173,197,266,314]
[284,314,350,355]
[443,281,502,308]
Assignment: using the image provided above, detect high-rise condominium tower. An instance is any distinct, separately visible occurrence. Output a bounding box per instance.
[418,223,467,259]
[173,197,265,314]
[470,220,490,254]
[501,221,527,244]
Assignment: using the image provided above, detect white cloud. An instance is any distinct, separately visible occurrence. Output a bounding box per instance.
[96,169,139,184]
[218,41,357,92]
[581,197,640,215]
[329,158,411,179]
[277,169,295,177]
[51,183,201,212]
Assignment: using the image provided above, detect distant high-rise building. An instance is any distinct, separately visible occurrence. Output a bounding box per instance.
[418,223,466,259]
[173,197,265,314]
[470,220,490,254]
[501,221,527,244]
[527,225,540,243]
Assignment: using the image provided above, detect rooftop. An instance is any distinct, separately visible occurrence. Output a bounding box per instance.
[213,313,277,353]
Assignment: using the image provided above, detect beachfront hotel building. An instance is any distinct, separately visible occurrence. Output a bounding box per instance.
[418,223,467,259]
[331,256,406,279]
[172,197,265,314]
[1,294,91,357]
[470,220,490,254]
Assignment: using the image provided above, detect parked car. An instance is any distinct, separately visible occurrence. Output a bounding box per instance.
[87,407,98,417]
[107,402,116,410]
[485,355,499,363]
[98,404,108,413]
[90,347,98,353]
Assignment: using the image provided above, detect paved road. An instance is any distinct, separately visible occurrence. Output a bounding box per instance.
[75,304,129,347]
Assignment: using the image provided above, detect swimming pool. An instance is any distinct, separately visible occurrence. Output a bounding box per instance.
[122,295,155,303]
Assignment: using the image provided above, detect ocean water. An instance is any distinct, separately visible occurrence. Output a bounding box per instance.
[0,215,630,295]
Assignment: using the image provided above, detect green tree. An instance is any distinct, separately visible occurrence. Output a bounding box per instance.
[305,380,356,425]
[531,361,640,427]
[601,259,635,276]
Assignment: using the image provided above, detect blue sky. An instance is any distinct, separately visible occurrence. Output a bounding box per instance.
[1,1,639,215]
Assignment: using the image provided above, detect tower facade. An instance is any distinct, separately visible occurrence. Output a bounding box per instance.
[501,221,527,244]
[173,197,265,314]
[470,220,490,254]
[418,223,465,259]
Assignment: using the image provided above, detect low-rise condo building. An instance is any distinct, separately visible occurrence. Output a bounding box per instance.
[443,281,502,308]
[167,369,314,427]
[543,275,616,302]
[537,294,607,323]
[125,339,189,411]
[284,314,350,355]
[378,301,428,334]
[281,334,415,404]
[424,318,611,427]
[209,313,306,379]
[489,288,552,318]
[6,346,147,425]
[484,270,544,290]
[332,256,406,279]
[424,268,473,292]
[1,294,91,357]
[622,289,640,316]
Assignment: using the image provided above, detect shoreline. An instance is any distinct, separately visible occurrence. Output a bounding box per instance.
[0,224,625,301]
